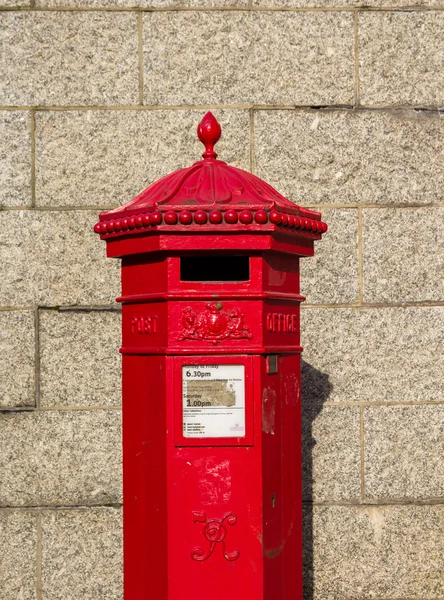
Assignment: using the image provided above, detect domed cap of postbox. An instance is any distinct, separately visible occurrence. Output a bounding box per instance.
[94,112,327,243]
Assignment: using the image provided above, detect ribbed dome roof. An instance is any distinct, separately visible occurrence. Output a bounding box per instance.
[95,113,327,238]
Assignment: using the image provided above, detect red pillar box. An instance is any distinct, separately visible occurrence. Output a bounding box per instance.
[94,113,327,600]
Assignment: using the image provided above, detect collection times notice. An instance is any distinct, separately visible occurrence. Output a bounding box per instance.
[182,364,245,438]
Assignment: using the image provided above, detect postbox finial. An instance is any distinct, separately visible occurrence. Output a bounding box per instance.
[197,112,221,160]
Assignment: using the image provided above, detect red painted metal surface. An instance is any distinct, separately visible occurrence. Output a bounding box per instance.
[95,113,326,600]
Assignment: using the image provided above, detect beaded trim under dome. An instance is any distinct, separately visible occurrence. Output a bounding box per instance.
[94,112,327,240]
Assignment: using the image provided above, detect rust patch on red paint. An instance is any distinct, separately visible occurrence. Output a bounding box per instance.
[263,513,295,559]
[262,387,277,435]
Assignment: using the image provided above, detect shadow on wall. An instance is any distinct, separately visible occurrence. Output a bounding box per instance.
[301,359,332,600]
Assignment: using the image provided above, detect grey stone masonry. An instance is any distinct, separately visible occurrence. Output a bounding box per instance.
[37,0,247,6]
[305,505,444,599]
[0,13,139,107]
[255,0,444,6]
[0,511,37,600]
[0,210,120,307]
[301,307,444,404]
[143,12,355,106]
[364,405,444,501]
[0,111,32,208]
[0,310,35,408]
[254,109,444,207]
[359,12,444,107]
[41,508,122,600]
[35,110,250,208]
[363,207,444,304]
[0,410,122,506]
[28,0,444,6]
[0,0,31,5]
[302,405,361,502]
[300,208,359,305]
[39,310,121,408]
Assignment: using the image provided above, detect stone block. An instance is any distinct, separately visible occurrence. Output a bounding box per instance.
[143,12,354,106]
[0,511,37,600]
[255,0,443,6]
[0,410,122,506]
[302,405,361,502]
[0,210,120,307]
[1,0,31,5]
[254,109,444,207]
[0,111,31,208]
[365,405,444,500]
[363,207,444,303]
[0,310,35,409]
[38,0,245,6]
[301,208,359,305]
[301,306,444,404]
[35,110,250,208]
[0,13,138,106]
[41,508,122,600]
[304,505,444,598]
[40,311,121,408]
[359,12,444,107]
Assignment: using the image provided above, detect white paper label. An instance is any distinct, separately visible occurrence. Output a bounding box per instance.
[182,364,245,438]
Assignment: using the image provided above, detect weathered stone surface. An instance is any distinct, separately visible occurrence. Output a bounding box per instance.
[363,208,444,303]
[365,405,444,501]
[302,405,360,502]
[0,410,122,506]
[1,0,31,5]
[42,508,122,600]
[359,12,444,107]
[301,208,359,305]
[0,111,31,208]
[38,0,246,6]
[143,12,354,106]
[0,210,119,307]
[40,311,121,408]
[35,110,250,208]
[255,0,443,6]
[254,109,444,207]
[0,310,35,409]
[301,307,444,404]
[304,505,444,599]
[0,13,138,106]
[0,511,37,600]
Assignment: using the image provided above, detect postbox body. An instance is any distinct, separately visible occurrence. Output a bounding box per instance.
[95,114,326,600]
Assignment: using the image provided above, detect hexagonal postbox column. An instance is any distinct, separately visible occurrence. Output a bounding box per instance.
[94,113,327,600]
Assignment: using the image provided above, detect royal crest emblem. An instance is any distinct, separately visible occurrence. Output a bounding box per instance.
[179,302,252,344]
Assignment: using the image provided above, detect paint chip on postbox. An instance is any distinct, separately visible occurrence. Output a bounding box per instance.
[182,365,245,438]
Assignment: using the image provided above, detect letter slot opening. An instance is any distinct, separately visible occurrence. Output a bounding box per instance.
[180,256,250,282]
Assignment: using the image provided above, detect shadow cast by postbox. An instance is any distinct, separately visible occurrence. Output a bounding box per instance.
[301,359,333,600]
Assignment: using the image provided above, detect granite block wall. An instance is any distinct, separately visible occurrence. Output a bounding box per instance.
[0,0,443,597]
